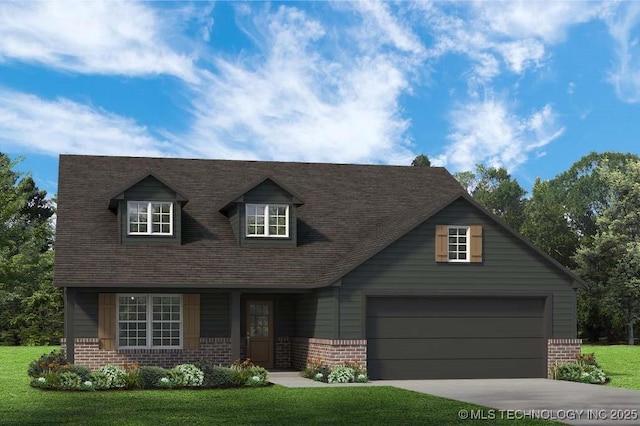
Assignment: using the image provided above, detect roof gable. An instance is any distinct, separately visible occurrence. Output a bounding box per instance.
[219,176,304,214]
[108,173,188,211]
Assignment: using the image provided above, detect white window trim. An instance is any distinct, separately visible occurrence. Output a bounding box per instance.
[245,203,290,238]
[447,226,470,263]
[116,293,183,349]
[127,201,174,236]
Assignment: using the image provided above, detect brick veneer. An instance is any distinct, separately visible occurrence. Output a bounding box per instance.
[275,337,291,369]
[61,337,232,371]
[291,338,367,371]
[547,338,581,377]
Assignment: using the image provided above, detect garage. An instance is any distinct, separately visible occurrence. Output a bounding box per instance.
[366,296,547,380]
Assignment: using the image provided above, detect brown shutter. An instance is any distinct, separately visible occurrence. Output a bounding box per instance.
[470,225,483,263]
[98,293,116,350]
[183,294,200,350]
[435,225,449,262]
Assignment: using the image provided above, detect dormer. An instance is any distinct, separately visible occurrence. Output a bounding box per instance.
[220,177,304,247]
[109,173,189,245]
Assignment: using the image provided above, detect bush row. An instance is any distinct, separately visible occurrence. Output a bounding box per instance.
[550,352,609,385]
[28,351,269,391]
[301,358,368,383]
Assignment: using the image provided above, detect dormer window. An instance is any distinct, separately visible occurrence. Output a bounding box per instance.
[246,204,289,237]
[128,201,173,235]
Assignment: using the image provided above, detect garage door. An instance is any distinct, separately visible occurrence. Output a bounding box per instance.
[366,296,546,380]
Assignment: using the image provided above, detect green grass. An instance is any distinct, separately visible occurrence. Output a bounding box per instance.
[0,346,558,425]
[583,344,640,391]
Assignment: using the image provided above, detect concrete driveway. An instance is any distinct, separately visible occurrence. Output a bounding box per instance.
[384,379,640,426]
[270,373,640,425]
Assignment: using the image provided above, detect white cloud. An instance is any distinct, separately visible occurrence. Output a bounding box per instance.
[437,99,565,172]
[0,1,198,82]
[183,5,415,164]
[0,90,173,157]
[473,1,606,43]
[606,2,640,103]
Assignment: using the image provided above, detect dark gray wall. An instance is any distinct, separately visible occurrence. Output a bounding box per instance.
[339,197,577,339]
[200,293,230,337]
[295,287,336,339]
[119,176,182,245]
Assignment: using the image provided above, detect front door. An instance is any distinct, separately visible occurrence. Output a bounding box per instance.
[246,300,273,368]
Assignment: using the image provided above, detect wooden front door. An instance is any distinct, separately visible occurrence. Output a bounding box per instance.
[246,300,273,368]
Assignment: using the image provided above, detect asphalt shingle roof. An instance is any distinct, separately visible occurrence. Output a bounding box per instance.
[53,155,467,289]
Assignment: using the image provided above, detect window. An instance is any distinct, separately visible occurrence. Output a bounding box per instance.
[127,202,173,235]
[117,294,182,349]
[448,226,469,262]
[246,204,289,237]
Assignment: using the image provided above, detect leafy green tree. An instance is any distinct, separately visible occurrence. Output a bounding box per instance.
[0,154,60,345]
[575,160,640,345]
[452,171,476,193]
[471,165,527,232]
[411,154,431,167]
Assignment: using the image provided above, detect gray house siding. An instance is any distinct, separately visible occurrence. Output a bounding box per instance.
[295,288,336,339]
[200,293,230,337]
[339,197,577,339]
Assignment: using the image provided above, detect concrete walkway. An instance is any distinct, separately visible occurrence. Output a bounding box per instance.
[269,373,640,426]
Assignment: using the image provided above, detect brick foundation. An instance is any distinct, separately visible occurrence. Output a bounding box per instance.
[62,337,232,371]
[547,338,581,377]
[291,338,367,371]
[275,337,291,369]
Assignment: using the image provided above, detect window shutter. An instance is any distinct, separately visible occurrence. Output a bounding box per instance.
[470,225,483,263]
[435,225,448,262]
[98,293,116,350]
[183,294,200,350]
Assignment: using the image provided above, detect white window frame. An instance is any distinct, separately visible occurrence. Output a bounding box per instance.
[245,204,290,238]
[447,226,470,263]
[117,294,182,349]
[127,201,174,236]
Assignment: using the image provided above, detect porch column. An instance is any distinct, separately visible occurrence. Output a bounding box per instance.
[64,288,75,363]
[230,290,241,361]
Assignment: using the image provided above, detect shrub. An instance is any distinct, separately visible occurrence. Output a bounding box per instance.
[122,363,141,389]
[28,350,69,378]
[301,358,330,383]
[67,365,92,382]
[98,365,126,388]
[173,364,204,387]
[80,380,96,391]
[354,373,369,383]
[328,366,355,383]
[202,366,235,388]
[57,372,82,390]
[167,368,188,387]
[245,366,269,386]
[157,377,173,388]
[576,352,601,368]
[31,376,51,389]
[343,359,366,377]
[139,366,169,389]
[551,361,609,385]
[231,358,256,387]
[88,372,111,390]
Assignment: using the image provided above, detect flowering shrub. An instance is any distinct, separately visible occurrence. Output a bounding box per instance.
[301,358,330,382]
[173,364,204,387]
[303,359,368,384]
[28,350,69,378]
[551,352,609,385]
[328,366,355,383]
[58,372,82,390]
[28,357,270,391]
[98,365,127,388]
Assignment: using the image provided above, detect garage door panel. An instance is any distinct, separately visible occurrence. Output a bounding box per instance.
[366,296,546,379]
[366,317,543,339]
[368,358,545,380]
[367,297,544,318]
[367,338,544,360]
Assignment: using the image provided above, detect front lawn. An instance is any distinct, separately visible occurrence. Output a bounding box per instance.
[583,344,640,391]
[0,346,558,425]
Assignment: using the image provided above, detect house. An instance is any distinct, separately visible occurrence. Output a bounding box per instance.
[54,154,583,379]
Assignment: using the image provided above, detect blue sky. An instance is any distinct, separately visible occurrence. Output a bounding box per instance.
[1,1,639,197]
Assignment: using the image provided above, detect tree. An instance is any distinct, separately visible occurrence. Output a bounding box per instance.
[0,153,60,345]
[411,154,431,167]
[452,171,476,193]
[471,165,527,232]
[575,160,640,345]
